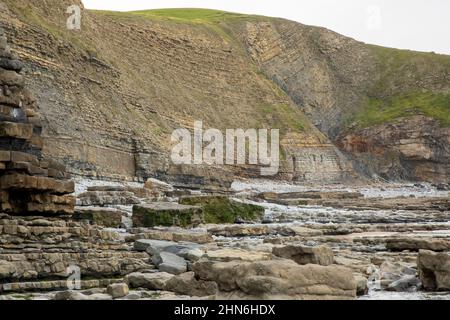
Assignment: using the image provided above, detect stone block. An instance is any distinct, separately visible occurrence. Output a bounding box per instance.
[132,202,203,228]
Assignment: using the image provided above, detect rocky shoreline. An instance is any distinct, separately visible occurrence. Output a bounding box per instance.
[1,177,449,300]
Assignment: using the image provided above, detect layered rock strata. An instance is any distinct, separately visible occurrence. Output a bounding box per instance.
[0,27,74,215]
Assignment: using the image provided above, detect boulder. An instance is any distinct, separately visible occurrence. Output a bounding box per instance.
[418,250,450,291]
[272,245,334,266]
[152,252,187,275]
[74,207,123,228]
[354,275,368,296]
[124,272,174,290]
[378,261,417,289]
[132,202,203,228]
[54,291,89,300]
[0,59,23,72]
[165,272,218,297]
[107,283,129,298]
[192,259,356,300]
[0,69,24,86]
[179,196,265,224]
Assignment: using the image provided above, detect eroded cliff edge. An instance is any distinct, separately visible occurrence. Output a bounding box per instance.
[1,1,449,184]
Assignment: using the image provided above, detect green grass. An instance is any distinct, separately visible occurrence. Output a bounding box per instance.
[91,8,251,48]
[368,45,450,95]
[128,8,245,23]
[350,91,450,129]
[346,46,450,130]
[93,8,249,25]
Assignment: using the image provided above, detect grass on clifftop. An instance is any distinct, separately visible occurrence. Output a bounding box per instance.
[350,91,450,129]
[128,8,245,23]
[94,8,250,24]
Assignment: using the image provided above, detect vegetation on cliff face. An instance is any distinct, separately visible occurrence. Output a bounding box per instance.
[349,92,450,130]
[346,46,450,130]
[126,8,246,23]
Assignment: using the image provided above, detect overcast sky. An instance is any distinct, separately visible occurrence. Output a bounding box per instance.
[82,0,450,55]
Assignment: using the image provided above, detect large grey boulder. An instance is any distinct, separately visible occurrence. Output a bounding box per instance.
[152,252,188,275]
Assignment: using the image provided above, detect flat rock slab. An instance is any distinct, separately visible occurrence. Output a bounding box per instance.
[386,237,450,252]
[134,239,201,258]
[208,224,270,237]
[203,248,272,262]
[127,229,213,244]
[132,202,203,228]
[77,191,140,206]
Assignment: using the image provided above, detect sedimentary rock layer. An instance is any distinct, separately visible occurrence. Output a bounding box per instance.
[0,25,74,215]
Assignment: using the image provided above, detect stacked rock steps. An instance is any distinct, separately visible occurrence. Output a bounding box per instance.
[1,278,123,294]
[0,27,74,216]
[74,185,158,228]
[0,215,154,293]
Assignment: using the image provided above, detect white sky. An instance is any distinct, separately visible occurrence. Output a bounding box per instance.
[82,0,450,55]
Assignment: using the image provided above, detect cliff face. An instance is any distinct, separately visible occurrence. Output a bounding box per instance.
[1,2,448,184]
[337,116,450,183]
[230,20,450,182]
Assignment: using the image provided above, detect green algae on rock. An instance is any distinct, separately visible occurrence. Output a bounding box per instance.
[179,196,265,224]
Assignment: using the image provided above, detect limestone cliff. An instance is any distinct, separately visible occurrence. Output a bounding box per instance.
[0,2,448,184]
[228,20,449,182]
